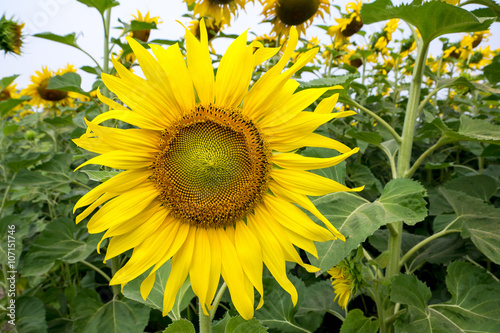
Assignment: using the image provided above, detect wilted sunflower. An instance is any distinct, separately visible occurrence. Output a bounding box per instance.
[129,10,161,43]
[0,15,24,55]
[22,65,80,107]
[73,22,362,320]
[186,0,248,25]
[261,0,330,37]
[328,258,362,310]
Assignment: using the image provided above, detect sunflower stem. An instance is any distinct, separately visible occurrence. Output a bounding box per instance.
[110,256,121,297]
[209,281,227,320]
[101,8,112,112]
[199,298,212,333]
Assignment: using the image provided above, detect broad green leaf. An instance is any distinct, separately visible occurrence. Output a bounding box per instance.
[295,280,345,332]
[119,18,157,34]
[436,76,500,94]
[483,62,500,84]
[47,72,90,97]
[212,313,232,333]
[163,319,195,333]
[12,170,57,186]
[346,128,382,146]
[225,316,268,333]
[310,179,427,272]
[122,262,196,319]
[16,297,48,333]
[76,0,120,15]
[392,261,500,333]
[340,309,379,333]
[33,32,80,48]
[361,0,493,44]
[35,153,74,174]
[0,96,30,118]
[438,188,500,264]
[463,0,500,18]
[297,74,359,91]
[6,152,49,172]
[347,163,383,194]
[0,74,19,90]
[71,289,150,333]
[458,115,500,142]
[444,175,497,201]
[81,170,122,182]
[255,276,306,333]
[22,217,100,276]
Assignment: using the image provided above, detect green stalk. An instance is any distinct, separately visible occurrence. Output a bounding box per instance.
[110,257,121,297]
[199,299,212,333]
[386,39,429,279]
[101,8,112,112]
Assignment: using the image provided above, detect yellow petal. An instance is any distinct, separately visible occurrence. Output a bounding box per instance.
[215,30,254,108]
[189,228,212,315]
[205,228,221,311]
[253,45,280,68]
[314,91,342,114]
[76,192,117,224]
[272,169,364,196]
[97,88,128,110]
[272,148,359,170]
[74,150,154,171]
[90,110,166,131]
[271,132,353,154]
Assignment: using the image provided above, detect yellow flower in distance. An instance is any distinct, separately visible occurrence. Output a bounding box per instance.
[0,83,18,102]
[130,10,161,43]
[186,0,248,26]
[327,0,363,48]
[73,21,362,320]
[22,65,79,107]
[261,0,331,37]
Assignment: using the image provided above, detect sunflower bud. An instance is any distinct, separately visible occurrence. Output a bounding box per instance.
[25,130,36,141]
[0,15,24,55]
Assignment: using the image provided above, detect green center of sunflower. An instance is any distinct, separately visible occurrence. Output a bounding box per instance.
[37,78,68,102]
[276,0,320,26]
[151,104,271,228]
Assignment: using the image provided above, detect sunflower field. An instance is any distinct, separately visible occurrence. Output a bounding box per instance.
[1,0,500,332]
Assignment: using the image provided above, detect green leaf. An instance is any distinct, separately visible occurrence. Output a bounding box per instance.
[340,309,379,333]
[16,297,48,333]
[458,115,500,142]
[295,280,345,332]
[444,175,497,201]
[463,0,500,18]
[0,96,30,118]
[224,316,268,333]
[297,74,359,91]
[47,72,90,97]
[35,153,74,174]
[483,62,500,84]
[33,32,80,48]
[12,170,57,186]
[212,313,232,333]
[361,0,494,44]
[81,170,122,182]
[392,261,500,332]
[71,289,150,333]
[22,217,100,276]
[436,76,500,94]
[119,18,157,34]
[163,319,195,333]
[346,128,382,146]
[6,152,49,172]
[0,74,19,90]
[255,276,306,333]
[438,188,500,264]
[76,0,120,15]
[310,179,427,272]
[122,262,195,318]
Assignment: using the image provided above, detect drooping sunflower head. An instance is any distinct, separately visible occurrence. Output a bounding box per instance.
[129,10,161,42]
[327,0,363,48]
[0,15,24,55]
[73,20,362,320]
[327,258,363,310]
[22,65,79,107]
[262,0,330,37]
[186,0,248,26]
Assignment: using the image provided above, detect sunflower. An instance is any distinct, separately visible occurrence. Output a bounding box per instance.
[0,15,24,55]
[130,10,161,43]
[186,0,248,26]
[0,83,18,102]
[261,0,330,37]
[327,259,361,310]
[22,65,80,107]
[189,16,226,42]
[73,22,362,320]
[327,0,363,48]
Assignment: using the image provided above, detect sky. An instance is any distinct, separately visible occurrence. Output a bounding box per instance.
[2,0,499,91]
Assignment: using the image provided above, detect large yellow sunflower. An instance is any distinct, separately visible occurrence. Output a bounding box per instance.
[73,21,362,320]
[185,0,248,26]
[261,0,330,37]
[22,65,80,107]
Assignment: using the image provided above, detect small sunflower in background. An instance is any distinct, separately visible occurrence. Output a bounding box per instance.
[189,16,226,43]
[0,15,24,55]
[467,46,493,70]
[129,10,161,43]
[261,0,330,37]
[186,0,248,26]
[73,21,362,320]
[22,65,80,107]
[327,0,363,48]
[328,257,363,310]
[0,83,19,102]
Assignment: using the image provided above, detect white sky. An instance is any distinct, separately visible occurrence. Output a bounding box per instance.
[2,0,499,91]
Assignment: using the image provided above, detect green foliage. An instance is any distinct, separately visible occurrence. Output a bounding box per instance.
[48,72,91,97]
[164,319,196,333]
[76,0,120,15]
[340,309,379,333]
